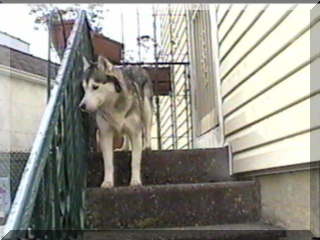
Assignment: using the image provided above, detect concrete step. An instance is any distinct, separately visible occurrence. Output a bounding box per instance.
[83,223,285,240]
[87,147,233,187]
[85,181,260,228]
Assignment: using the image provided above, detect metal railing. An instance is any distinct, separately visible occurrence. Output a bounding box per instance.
[3,11,93,239]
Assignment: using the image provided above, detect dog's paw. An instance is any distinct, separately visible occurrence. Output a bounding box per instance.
[130,179,142,186]
[101,181,114,188]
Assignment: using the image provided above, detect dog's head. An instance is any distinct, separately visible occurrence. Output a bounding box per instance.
[79,56,122,112]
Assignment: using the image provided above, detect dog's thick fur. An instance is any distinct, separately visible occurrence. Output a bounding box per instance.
[79,56,153,188]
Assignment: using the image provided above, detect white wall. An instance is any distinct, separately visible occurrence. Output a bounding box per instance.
[0,64,47,152]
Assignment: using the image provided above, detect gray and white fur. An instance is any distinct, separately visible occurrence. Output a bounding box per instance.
[79,56,153,188]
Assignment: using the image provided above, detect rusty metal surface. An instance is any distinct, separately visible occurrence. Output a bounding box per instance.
[144,66,171,95]
[87,147,234,187]
[51,20,124,64]
[85,181,260,228]
[91,32,123,64]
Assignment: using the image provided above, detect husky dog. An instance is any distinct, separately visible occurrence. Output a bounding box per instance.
[79,56,153,188]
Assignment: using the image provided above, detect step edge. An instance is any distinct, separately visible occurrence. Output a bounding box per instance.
[83,223,285,231]
[86,181,257,192]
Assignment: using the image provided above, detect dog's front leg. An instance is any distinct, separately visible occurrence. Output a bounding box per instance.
[130,131,143,186]
[100,129,114,188]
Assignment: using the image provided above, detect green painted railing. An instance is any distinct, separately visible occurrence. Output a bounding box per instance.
[3,11,93,239]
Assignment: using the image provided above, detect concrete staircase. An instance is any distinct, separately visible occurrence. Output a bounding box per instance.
[84,147,286,240]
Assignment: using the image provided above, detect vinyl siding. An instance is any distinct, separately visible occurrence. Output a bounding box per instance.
[156,5,193,149]
[217,4,319,173]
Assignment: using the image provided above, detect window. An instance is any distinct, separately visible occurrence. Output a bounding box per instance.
[189,6,218,136]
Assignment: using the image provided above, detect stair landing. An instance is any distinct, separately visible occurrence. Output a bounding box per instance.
[87,147,234,187]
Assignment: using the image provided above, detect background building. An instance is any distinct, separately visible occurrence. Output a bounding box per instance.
[0,32,56,221]
[0,31,53,152]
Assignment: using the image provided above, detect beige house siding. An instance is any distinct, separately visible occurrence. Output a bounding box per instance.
[0,64,47,152]
[216,4,319,235]
[157,5,226,149]
[155,5,193,149]
[156,4,319,235]
[217,4,319,173]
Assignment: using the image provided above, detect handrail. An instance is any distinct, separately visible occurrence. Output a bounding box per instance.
[3,10,93,239]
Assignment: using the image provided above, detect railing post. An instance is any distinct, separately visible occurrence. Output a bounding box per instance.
[47,12,53,102]
[153,6,162,150]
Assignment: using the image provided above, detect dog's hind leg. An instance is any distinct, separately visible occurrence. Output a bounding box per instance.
[129,131,143,186]
[99,128,114,188]
[143,97,153,150]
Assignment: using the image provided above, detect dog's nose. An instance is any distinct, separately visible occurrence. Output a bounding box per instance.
[79,103,86,111]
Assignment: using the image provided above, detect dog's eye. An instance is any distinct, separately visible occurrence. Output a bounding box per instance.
[92,85,99,90]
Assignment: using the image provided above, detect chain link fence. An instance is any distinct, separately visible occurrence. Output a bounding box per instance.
[0,151,29,223]
[0,152,29,199]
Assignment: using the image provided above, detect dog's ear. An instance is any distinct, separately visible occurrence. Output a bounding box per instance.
[97,56,114,73]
